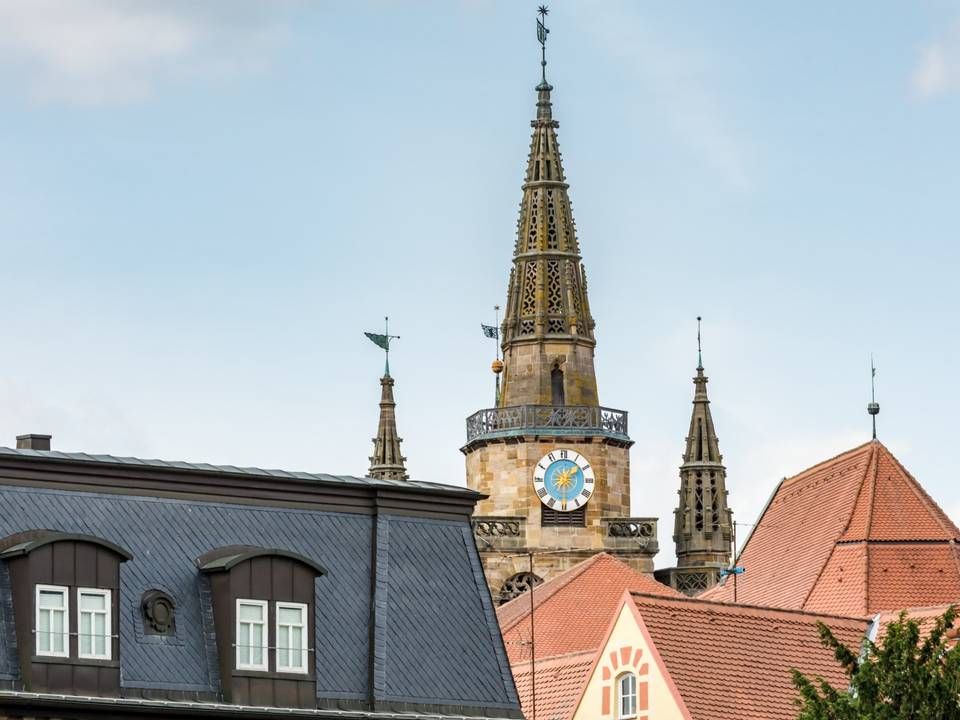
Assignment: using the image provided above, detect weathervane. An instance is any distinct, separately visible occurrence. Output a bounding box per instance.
[867,354,880,440]
[364,316,400,377]
[482,306,503,405]
[537,6,550,84]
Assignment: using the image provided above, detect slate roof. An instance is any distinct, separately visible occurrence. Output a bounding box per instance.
[0,454,519,717]
[497,553,681,664]
[704,440,960,615]
[631,592,869,720]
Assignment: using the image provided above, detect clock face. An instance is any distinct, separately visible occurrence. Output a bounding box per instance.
[533,449,595,512]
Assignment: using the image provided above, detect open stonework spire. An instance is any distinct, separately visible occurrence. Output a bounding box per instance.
[655,342,734,595]
[498,77,599,408]
[368,374,408,481]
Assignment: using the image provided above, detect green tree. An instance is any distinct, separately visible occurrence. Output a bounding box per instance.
[792,605,960,720]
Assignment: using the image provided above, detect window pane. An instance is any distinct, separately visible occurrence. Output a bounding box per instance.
[39,590,64,609]
[95,613,106,656]
[238,623,250,664]
[80,592,106,611]
[80,613,92,655]
[52,611,65,653]
[277,625,290,668]
[279,606,302,625]
[250,625,263,666]
[290,626,303,667]
[38,610,50,652]
[238,603,263,622]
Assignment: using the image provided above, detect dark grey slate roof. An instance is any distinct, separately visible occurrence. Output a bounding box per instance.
[0,482,518,715]
[0,447,477,496]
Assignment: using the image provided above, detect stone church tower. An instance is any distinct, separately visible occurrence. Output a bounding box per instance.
[655,330,734,595]
[463,36,658,604]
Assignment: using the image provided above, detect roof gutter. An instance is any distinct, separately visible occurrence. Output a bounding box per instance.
[0,691,521,720]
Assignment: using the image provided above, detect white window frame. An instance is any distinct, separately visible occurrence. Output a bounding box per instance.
[35,584,69,658]
[618,672,638,719]
[235,599,269,671]
[275,601,309,674]
[77,588,112,660]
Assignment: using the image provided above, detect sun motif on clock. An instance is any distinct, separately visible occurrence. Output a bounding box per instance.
[533,449,595,512]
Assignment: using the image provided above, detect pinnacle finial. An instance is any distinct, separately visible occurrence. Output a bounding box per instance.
[697,316,703,370]
[536,6,550,86]
[867,354,880,440]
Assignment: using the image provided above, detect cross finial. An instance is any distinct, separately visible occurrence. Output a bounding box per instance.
[867,354,880,440]
[696,316,703,370]
[536,6,550,85]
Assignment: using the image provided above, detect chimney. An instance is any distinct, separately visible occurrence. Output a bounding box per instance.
[16,434,51,451]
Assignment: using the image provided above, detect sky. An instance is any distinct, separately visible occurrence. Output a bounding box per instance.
[1,1,959,568]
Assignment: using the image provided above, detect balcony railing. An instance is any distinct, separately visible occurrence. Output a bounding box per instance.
[465,405,628,443]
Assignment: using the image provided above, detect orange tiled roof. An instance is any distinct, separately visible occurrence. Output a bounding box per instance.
[497,552,681,664]
[511,651,595,720]
[873,603,960,647]
[704,440,960,615]
[632,592,869,720]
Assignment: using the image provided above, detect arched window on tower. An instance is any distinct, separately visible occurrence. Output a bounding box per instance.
[551,366,565,406]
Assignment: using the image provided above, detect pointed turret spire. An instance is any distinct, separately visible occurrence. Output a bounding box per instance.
[656,319,734,595]
[368,373,408,481]
[365,318,408,481]
[498,9,598,408]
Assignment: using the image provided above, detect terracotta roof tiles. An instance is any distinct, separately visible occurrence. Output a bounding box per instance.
[511,651,594,720]
[497,553,681,664]
[704,441,960,616]
[632,593,869,720]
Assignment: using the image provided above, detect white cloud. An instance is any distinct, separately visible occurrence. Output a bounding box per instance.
[912,21,960,99]
[572,1,752,191]
[0,0,294,105]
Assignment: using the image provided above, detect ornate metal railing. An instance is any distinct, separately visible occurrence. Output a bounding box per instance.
[465,405,628,443]
[606,519,656,539]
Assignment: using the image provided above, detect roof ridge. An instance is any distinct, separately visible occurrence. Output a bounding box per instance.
[862,446,880,612]
[630,591,869,625]
[875,442,960,540]
[497,553,608,633]
[780,440,874,489]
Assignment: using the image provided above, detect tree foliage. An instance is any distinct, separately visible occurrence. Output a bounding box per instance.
[793,605,960,719]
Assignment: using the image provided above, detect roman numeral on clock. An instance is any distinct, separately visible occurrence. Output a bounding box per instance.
[580,489,592,498]
[559,449,568,459]
[585,477,594,484]
[536,487,547,498]
[547,453,556,463]
[547,498,556,508]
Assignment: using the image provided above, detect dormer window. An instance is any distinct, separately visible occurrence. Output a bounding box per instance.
[275,602,308,673]
[236,599,268,671]
[35,585,68,657]
[78,588,112,660]
[198,545,325,707]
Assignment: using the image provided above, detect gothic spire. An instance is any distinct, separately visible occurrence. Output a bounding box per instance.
[660,319,734,594]
[497,10,598,408]
[368,374,408,481]
[365,318,407,481]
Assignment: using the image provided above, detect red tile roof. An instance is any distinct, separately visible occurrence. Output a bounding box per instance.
[497,552,682,664]
[874,603,960,648]
[704,440,960,615]
[511,651,595,720]
[632,593,869,720]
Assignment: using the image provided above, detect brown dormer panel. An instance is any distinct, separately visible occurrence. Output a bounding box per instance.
[1,532,131,696]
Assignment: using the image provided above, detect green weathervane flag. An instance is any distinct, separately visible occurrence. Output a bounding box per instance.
[365,316,399,376]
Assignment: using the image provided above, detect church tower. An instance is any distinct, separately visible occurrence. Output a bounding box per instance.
[655,321,733,595]
[463,11,658,604]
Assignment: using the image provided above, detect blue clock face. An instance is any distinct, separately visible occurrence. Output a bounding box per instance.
[533,449,595,512]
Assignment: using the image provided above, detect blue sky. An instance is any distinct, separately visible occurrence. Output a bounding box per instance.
[1,1,959,566]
